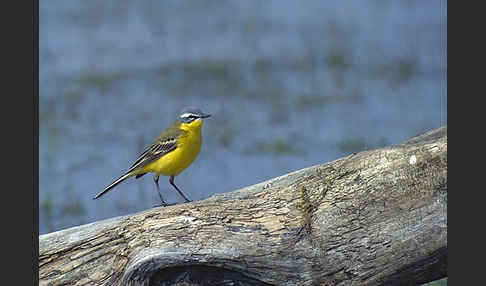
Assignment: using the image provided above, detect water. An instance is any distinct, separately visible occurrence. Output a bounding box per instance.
[39,0,446,235]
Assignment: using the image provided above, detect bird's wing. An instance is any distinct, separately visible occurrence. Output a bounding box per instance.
[126,122,184,174]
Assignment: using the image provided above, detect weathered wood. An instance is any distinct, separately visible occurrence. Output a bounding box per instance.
[39,126,447,286]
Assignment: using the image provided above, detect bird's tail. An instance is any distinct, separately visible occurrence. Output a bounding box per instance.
[93,172,134,199]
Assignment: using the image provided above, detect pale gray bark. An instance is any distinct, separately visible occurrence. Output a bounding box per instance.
[39,126,447,286]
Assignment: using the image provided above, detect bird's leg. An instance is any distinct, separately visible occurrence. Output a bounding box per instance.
[169,175,191,203]
[153,174,168,206]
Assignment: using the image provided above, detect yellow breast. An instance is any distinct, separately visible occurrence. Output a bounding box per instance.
[143,119,204,176]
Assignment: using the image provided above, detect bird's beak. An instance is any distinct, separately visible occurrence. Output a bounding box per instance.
[200,113,211,118]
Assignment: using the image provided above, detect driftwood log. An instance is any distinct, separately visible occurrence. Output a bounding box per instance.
[39,126,447,286]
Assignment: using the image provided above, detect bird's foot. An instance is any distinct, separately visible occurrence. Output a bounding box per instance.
[153,201,178,208]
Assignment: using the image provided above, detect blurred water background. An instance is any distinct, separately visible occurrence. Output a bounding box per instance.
[39,0,446,239]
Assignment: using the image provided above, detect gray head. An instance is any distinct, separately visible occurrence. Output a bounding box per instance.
[178,107,211,123]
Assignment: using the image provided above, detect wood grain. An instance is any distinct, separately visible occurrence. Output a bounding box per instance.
[39,126,447,286]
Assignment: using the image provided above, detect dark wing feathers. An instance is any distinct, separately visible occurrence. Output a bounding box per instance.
[127,138,177,173]
[126,123,185,174]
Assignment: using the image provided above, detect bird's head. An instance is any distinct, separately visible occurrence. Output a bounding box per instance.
[178,107,211,129]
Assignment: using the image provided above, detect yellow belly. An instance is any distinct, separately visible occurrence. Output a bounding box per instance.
[142,122,203,176]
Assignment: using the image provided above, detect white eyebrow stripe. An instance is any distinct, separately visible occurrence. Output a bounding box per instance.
[180,113,196,118]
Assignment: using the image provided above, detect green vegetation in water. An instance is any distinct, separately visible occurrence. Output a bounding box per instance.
[244,134,305,156]
[75,71,122,90]
[64,89,83,104]
[218,127,238,148]
[63,89,84,120]
[295,91,364,108]
[61,200,86,218]
[40,193,56,233]
[58,185,87,229]
[207,119,239,149]
[336,136,389,154]
[336,137,367,154]
[266,88,292,125]
[39,96,58,124]
[325,50,352,70]
[321,20,353,71]
[40,187,88,233]
[375,57,418,86]
[155,59,244,96]
[206,109,241,149]
[267,88,285,104]
[254,58,272,82]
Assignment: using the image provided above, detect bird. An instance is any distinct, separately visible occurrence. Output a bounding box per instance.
[93,106,211,206]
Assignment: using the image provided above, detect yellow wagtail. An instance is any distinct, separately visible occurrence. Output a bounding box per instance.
[93,107,211,206]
